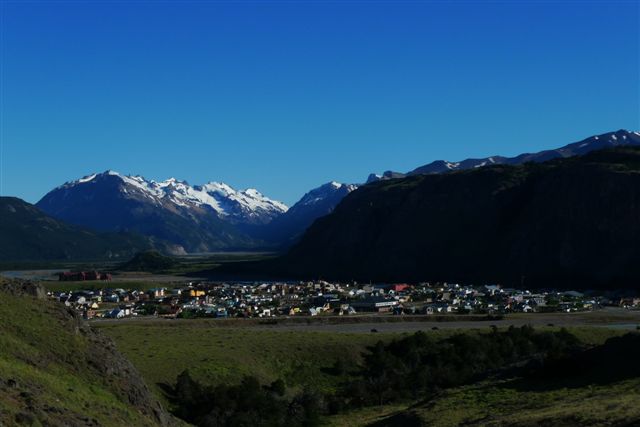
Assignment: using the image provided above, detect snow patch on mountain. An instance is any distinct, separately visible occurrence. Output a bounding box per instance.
[77,174,97,184]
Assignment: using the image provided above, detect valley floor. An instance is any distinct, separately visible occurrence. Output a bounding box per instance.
[92,306,640,333]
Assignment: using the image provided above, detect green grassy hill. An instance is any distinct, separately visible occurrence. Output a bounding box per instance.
[0,278,178,426]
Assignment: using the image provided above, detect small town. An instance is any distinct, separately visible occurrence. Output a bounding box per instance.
[50,272,640,320]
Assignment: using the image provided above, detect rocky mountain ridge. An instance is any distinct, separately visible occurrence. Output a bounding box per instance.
[369,129,640,181]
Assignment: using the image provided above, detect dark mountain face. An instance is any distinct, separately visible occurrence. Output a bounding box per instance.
[276,147,640,289]
[253,182,358,246]
[0,197,154,262]
[36,172,260,253]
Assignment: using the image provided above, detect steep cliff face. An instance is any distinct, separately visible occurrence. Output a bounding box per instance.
[278,148,640,289]
[0,278,178,426]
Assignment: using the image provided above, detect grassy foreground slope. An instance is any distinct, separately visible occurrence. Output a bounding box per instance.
[98,318,639,427]
[97,321,623,397]
[412,377,640,426]
[326,328,640,427]
[97,320,390,396]
[0,279,178,427]
[326,376,640,427]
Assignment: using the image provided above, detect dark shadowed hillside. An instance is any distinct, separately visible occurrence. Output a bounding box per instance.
[0,197,157,262]
[272,147,640,289]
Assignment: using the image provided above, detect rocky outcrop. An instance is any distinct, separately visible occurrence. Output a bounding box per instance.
[78,312,176,426]
[0,278,179,426]
[0,278,47,299]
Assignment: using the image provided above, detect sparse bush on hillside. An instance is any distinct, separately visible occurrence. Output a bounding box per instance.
[119,250,179,272]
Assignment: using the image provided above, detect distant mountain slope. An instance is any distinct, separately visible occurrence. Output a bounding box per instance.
[276,147,640,289]
[0,197,155,262]
[368,129,640,180]
[0,279,177,426]
[36,171,275,252]
[366,171,406,183]
[255,181,358,246]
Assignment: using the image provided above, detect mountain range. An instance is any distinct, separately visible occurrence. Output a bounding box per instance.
[35,171,357,253]
[4,129,640,266]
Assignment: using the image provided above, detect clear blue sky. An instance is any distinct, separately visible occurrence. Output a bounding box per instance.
[1,0,638,206]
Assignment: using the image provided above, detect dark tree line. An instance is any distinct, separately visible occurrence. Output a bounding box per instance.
[335,325,581,409]
[171,371,322,427]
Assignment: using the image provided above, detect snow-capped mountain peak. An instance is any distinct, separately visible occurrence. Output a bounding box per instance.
[297,181,358,207]
[201,181,235,195]
[55,170,288,225]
